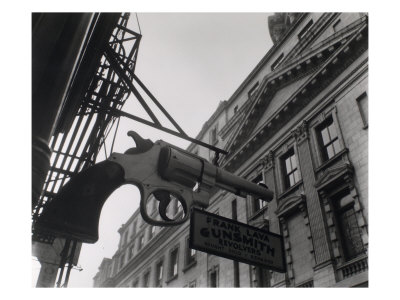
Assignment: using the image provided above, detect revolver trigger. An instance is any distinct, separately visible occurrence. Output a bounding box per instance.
[153,190,173,222]
[124,131,154,154]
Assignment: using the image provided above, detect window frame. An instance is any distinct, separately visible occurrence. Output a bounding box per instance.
[155,258,164,287]
[311,112,345,167]
[149,225,156,240]
[208,265,219,287]
[209,124,218,145]
[183,236,196,271]
[128,243,135,260]
[130,221,137,239]
[188,280,196,288]
[142,269,151,287]
[137,234,144,251]
[250,174,268,214]
[131,278,139,287]
[123,231,128,246]
[316,116,342,162]
[331,189,366,261]
[280,147,301,190]
[167,245,180,281]
[356,92,368,129]
[119,253,125,270]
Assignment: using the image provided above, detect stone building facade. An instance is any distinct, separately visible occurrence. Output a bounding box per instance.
[93,13,368,288]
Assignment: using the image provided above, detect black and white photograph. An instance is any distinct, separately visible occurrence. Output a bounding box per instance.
[2,0,398,296]
[30,11,370,289]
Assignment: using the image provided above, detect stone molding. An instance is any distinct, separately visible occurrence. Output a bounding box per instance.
[259,150,275,170]
[276,194,306,218]
[291,120,309,144]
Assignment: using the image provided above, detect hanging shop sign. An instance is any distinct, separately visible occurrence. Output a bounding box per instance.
[189,208,286,272]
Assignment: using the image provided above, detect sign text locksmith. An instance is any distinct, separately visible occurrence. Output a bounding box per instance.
[189,208,286,272]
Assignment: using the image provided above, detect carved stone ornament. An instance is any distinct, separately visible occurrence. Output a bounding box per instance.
[276,194,306,218]
[260,150,275,169]
[291,120,309,143]
[314,162,354,189]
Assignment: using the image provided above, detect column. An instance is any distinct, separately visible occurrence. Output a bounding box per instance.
[292,121,332,266]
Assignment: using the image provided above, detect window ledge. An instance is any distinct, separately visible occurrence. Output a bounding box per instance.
[182,260,197,273]
[315,148,349,173]
[248,205,268,221]
[278,180,303,200]
[165,274,178,284]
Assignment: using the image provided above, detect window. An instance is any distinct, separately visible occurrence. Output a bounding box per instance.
[316,116,342,161]
[169,247,179,279]
[131,221,137,238]
[252,174,268,213]
[233,261,240,287]
[132,279,139,287]
[208,265,219,287]
[248,82,259,99]
[128,244,135,260]
[298,19,314,39]
[231,199,237,220]
[189,280,196,287]
[356,92,368,128]
[149,226,156,240]
[155,260,164,287]
[185,237,196,267]
[143,270,150,287]
[147,197,156,214]
[251,266,270,287]
[137,235,144,251]
[119,253,125,270]
[281,148,301,189]
[123,231,128,246]
[271,53,284,71]
[177,199,183,215]
[333,190,365,261]
[209,125,218,144]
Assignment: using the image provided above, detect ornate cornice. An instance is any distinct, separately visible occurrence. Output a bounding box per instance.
[222,21,367,173]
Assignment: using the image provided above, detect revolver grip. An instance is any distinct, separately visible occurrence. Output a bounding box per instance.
[35,160,125,243]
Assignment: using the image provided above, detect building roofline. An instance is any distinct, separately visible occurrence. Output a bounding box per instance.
[187,13,307,148]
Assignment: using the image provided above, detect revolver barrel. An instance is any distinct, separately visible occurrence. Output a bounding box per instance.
[215,168,274,201]
[158,144,273,202]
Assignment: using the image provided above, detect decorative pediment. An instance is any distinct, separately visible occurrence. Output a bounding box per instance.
[276,194,306,217]
[281,14,367,69]
[221,18,367,173]
[314,162,354,189]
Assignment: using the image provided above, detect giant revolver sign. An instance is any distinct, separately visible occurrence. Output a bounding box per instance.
[189,208,286,272]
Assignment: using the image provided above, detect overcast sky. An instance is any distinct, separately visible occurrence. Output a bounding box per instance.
[31,12,274,287]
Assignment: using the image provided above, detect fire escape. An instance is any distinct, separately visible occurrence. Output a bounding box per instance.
[32,13,143,287]
[32,12,226,288]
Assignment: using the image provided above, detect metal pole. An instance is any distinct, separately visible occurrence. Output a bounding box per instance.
[56,239,71,288]
[62,240,78,287]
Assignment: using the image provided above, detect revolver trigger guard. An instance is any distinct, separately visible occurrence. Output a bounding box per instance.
[139,186,191,227]
[153,190,173,222]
